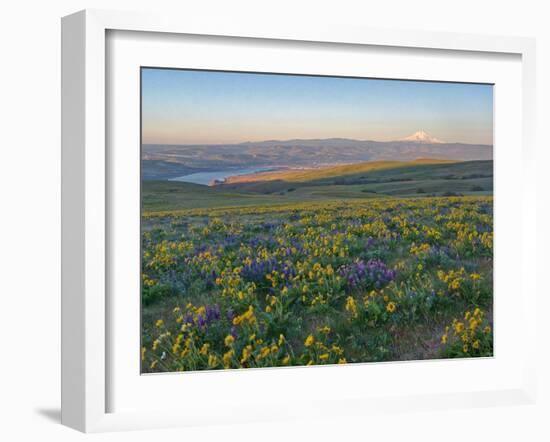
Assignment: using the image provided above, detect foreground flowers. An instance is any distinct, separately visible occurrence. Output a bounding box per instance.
[142,196,493,372]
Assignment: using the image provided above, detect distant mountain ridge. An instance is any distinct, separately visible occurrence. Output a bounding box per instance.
[142,134,493,180]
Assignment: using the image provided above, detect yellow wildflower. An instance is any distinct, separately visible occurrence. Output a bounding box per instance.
[240,346,251,364]
[208,354,218,367]
[224,335,235,347]
[199,343,210,355]
[223,350,234,367]
[260,346,270,358]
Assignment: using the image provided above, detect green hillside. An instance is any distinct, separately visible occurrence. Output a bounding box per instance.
[142,160,493,212]
[225,159,456,184]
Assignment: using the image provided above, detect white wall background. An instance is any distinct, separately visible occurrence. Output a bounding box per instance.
[0,1,548,440]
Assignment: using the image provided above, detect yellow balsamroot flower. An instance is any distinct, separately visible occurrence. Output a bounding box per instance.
[240,346,251,364]
[282,355,290,365]
[338,358,347,364]
[319,353,329,361]
[278,334,285,346]
[454,321,465,334]
[472,340,481,350]
[172,335,183,354]
[441,334,448,344]
[155,319,164,328]
[463,344,469,353]
[223,350,234,367]
[318,325,331,334]
[150,360,158,369]
[224,335,235,347]
[208,354,218,367]
[386,301,396,313]
[141,347,146,361]
[304,334,315,347]
[484,326,491,334]
[199,343,210,355]
[260,346,271,358]
[470,273,481,281]
[265,305,272,313]
[270,345,279,354]
[152,339,161,351]
[345,296,358,319]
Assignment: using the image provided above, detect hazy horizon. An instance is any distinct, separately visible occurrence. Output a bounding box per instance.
[142,68,493,146]
[141,134,493,147]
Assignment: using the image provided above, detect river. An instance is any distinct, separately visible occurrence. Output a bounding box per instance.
[169,167,277,186]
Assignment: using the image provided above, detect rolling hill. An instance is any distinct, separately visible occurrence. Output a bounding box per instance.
[142,160,493,212]
[142,135,493,180]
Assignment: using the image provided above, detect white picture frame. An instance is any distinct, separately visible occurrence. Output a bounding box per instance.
[61,9,537,433]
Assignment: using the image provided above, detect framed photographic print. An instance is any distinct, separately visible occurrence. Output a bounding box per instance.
[140,68,495,374]
[61,9,537,432]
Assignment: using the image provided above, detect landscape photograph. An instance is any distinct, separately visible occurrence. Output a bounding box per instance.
[140,68,493,373]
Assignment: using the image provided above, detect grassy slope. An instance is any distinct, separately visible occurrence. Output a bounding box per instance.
[143,160,493,212]
[225,159,456,184]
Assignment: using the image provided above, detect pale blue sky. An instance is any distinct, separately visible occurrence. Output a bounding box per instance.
[142,68,493,145]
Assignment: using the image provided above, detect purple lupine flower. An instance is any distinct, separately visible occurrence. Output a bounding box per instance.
[230,326,238,339]
[197,315,206,329]
[339,258,396,290]
[205,304,221,323]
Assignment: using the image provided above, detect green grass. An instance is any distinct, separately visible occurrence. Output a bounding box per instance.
[142,160,493,212]
[225,159,457,183]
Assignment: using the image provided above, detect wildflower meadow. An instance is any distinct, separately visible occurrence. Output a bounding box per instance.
[141,196,493,372]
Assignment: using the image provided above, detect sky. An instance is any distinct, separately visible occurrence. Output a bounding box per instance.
[141,68,493,145]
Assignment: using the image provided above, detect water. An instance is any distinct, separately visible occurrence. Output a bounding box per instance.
[169,167,276,186]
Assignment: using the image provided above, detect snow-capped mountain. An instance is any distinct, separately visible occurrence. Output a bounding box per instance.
[397,130,444,144]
